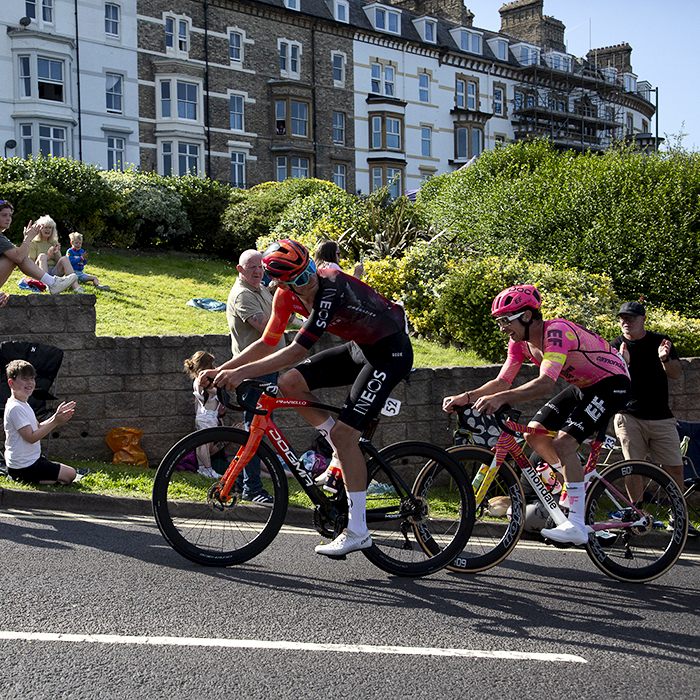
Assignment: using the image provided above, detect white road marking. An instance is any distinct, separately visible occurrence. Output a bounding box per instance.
[0,631,586,662]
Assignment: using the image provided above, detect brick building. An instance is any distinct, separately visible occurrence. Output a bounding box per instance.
[1,0,656,194]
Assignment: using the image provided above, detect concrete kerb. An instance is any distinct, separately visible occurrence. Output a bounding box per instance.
[0,486,316,527]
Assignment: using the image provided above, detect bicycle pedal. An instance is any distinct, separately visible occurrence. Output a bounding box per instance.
[323,554,347,561]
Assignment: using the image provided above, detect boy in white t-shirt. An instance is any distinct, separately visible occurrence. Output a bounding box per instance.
[3,359,77,484]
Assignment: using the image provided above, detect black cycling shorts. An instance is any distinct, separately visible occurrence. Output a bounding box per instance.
[531,374,631,444]
[292,332,413,431]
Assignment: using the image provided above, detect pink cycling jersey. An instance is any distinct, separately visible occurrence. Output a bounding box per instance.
[497,318,629,389]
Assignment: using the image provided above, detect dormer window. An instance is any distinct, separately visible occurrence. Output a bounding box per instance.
[515,44,539,66]
[487,37,509,61]
[545,51,571,72]
[285,0,299,11]
[450,27,482,55]
[365,4,401,35]
[412,16,437,44]
[623,73,637,93]
[334,0,349,22]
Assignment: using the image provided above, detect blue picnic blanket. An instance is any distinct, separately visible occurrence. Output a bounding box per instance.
[186,298,226,312]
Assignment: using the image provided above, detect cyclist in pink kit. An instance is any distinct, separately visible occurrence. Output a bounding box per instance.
[443,285,631,545]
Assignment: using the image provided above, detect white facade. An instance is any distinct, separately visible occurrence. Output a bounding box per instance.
[1,0,139,169]
[352,3,655,197]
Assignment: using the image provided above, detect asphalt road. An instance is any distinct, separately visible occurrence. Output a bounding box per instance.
[1,507,698,700]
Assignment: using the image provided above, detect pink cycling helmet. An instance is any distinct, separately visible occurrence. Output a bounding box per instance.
[491,285,541,317]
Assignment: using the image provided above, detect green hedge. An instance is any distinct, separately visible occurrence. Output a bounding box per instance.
[418,140,700,318]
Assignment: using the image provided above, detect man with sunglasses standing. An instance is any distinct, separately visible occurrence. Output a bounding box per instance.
[443,285,631,545]
[204,239,412,556]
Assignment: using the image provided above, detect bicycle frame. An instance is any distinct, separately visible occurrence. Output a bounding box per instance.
[214,389,421,524]
[475,416,652,533]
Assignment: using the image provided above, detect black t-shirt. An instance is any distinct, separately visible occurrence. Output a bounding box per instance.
[610,331,678,419]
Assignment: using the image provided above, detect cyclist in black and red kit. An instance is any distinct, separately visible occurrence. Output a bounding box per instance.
[203,239,413,556]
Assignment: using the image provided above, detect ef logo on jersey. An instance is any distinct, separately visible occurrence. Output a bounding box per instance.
[547,329,563,348]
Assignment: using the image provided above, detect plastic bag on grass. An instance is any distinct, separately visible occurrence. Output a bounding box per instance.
[105,427,149,468]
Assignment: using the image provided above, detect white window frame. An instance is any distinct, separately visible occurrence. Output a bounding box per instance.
[467,81,477,111]
[105,3,120,38]
[176,81,198,121]
[38,123,66,157]
[160,139,203,177]
[229,93,245,132]
[276,156,287,181]
[42,0,54,24]
[421,126,431,157]
[493,86,503,116]
[21,123,33,158]
[332,52,346,88]
[372,6,400,35]
[37,56,65,103]
[418,72,430,103]
[333,163,346,189]
[106,73,123,113]
[158,77,202,124]
[230,151,246,188]
[229,31,243,63]
[455,29,482,55]
[26,1,37,20]
[370,62,395,97]
[333,111,345,145]
[164,14,190,58]
[107,135,125,171]
[19,56,31,98]
[455,79,465,109]
[284,0,299,10]
[279,39,302,79]
[334,0,349,23]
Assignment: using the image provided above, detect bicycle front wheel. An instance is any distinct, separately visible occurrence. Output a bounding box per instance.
[153,427,289,566]
[585,460,688,583]
[362,441,475,577]
[446,445,525,574]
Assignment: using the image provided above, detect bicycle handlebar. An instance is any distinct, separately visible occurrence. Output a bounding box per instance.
[230,379,278,415]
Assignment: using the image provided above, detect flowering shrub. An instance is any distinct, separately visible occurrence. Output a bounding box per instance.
[101,169,190,247]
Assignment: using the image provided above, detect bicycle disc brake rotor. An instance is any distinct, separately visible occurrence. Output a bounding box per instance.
[630,511,654,536]
[206,482,238,511]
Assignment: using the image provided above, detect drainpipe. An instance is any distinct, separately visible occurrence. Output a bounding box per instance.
[204,2,211,176]
[311,20,317,178]
[74,0,82,160]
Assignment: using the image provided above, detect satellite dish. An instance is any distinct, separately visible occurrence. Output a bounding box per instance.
[19,16,32,27]
[5,140,17,150]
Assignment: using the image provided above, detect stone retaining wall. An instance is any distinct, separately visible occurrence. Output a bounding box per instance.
[2,295,699,465]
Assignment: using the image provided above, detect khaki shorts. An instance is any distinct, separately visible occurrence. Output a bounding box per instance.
[614,413,683,466]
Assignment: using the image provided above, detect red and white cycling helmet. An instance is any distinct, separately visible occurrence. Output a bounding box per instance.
[491,285,541,317]
[262,239,310,282]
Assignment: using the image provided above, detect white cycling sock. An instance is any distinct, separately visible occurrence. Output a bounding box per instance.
[565,482,586,530]
[549,461,563,475]
[41,274,55,286]
[347,491,367,532]
[315,417,336,453]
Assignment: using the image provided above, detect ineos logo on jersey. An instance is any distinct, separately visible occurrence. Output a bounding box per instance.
[353,370,388,416]
[315,288,336,329]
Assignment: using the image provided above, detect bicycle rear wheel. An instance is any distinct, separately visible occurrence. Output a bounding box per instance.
[153,427,289,566]
[585,460,688,583]
[445,445,525,574]
[362,441,475,577]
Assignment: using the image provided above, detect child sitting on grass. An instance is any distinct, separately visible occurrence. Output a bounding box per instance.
[183,351,226,478]
[3,359,77,484]
[67,232,110,292]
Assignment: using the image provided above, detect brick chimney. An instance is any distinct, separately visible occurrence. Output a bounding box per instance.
[586,43,633,73]
[499,0,566,52]
[387,0,474,26]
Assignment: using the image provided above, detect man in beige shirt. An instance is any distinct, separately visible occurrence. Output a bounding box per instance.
[226,250,286,503]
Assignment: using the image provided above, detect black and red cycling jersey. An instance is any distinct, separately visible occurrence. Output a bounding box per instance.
[261,268,407,350]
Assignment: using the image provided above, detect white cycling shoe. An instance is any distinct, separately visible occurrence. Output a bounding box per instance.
[541,521,589,545]
[315,529,372,557]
